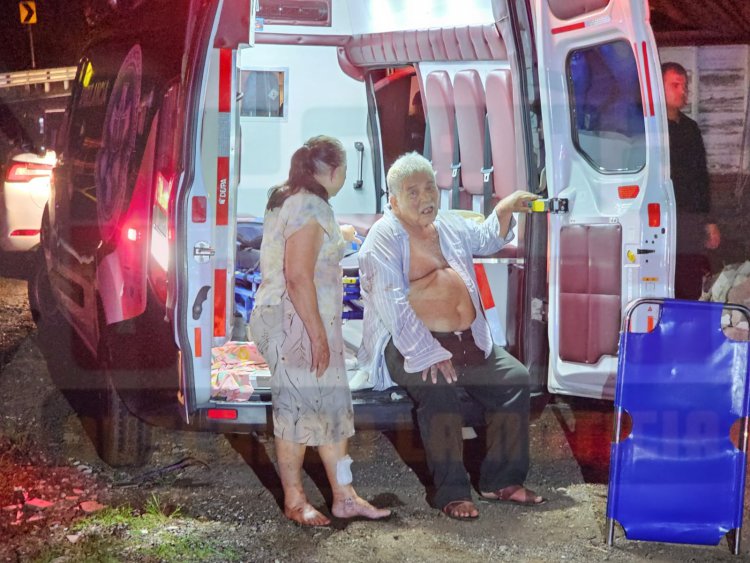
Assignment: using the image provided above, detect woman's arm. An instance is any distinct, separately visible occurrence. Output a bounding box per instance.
[284,220,328,377]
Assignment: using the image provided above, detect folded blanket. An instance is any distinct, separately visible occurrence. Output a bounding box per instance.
[211,341,270,401]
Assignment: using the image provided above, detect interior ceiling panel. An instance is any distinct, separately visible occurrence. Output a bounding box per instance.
[650,0,750,44]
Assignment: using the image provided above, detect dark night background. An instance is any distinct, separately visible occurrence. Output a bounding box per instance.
[1,1,750,72]
[0,0,87,72]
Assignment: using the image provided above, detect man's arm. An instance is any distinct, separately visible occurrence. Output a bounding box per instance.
[358,232,452,373]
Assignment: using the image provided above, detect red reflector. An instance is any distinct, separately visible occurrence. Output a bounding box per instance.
[647,203,661,227]
[10,229,40,237]
[192,196,207,223]
[618,185,640,199]
[207,408,238,420]
[6,162,53,183]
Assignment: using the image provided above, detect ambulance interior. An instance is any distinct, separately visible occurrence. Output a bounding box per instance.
[207,1,530,404]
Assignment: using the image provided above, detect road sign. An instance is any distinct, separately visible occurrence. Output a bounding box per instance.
[19,1,37,25]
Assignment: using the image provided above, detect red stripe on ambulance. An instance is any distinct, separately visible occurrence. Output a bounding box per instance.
[218,49,232,113]
[213,49,232,338]
[633,42,648,117]
[641,42,655,116]
[551,21,585,35]
[474,263,503,344]
[474,263,495,309]
[214,269,227,337]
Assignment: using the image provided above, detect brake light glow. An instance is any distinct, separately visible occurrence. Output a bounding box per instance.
[207,408,237,420]
[6,162,53,183]
[126,227,138,241]
[10,229,40,237]
[648,203,661,227]
[150,225,169,270]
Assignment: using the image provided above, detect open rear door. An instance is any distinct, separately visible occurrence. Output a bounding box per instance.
[534,0,674,399]
[176,0,247,423]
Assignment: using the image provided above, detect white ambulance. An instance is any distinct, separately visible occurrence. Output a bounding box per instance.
[29,0,673,466]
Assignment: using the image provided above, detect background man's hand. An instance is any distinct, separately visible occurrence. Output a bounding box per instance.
[704,223,720,250]
[421,359,457,384]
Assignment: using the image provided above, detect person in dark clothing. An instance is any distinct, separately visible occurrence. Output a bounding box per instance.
[662,62,720,299]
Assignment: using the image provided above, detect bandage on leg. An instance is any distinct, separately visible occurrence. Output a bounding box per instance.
[336,455,353,485]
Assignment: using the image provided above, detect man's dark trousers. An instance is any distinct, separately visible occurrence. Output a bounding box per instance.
[385,331,530,510]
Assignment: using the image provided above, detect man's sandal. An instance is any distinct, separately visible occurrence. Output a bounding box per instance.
[441,499,479,521]
[480,485,545,506]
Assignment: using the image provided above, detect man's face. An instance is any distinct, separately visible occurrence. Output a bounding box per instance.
[390,170,440,229]
[663,69,688,112]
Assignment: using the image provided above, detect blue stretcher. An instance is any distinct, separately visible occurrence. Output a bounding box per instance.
[606,298,750,554]
[234,268,362,322]
[233,219,363,323]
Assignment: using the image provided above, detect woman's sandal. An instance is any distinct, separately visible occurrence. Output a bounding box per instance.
[441,499,479,521]
[480,485,545,506]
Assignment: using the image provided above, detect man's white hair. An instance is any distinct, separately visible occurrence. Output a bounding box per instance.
[387,152,435,196]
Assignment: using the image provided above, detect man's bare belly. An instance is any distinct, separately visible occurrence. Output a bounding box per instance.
[409,267,476,332]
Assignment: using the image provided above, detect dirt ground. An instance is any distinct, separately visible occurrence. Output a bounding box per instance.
[0,269,749,562]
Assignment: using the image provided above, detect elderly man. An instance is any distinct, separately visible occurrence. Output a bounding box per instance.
[357,152,544,520]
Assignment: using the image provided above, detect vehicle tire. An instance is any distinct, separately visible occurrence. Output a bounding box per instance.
[92,376,152,468]
[27,248,61,327]
[90,312,154,468]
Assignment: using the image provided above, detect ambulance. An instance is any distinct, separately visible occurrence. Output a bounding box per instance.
[29,0,673,466]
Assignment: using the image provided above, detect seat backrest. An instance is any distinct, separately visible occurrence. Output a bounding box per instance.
[485,69,516,200]
[453,69,486,197]
[423,70,457,193]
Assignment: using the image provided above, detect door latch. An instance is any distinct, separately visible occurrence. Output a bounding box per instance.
[527,198,569,214]
[193,241,215,263]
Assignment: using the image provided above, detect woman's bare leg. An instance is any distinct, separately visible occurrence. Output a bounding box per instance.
[275,437,330,526]
[317,439,391,519]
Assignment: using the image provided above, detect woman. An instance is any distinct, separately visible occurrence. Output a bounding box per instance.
[249,136,391,526]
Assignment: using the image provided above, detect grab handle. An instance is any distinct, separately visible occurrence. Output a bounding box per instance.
[354,141,364,189]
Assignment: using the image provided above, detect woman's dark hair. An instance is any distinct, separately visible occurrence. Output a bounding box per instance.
[266,135,346,210]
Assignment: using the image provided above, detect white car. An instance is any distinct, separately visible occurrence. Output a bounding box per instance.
[0,150,55,252]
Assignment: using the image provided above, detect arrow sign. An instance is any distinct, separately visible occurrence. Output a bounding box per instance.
[19,1,37,25]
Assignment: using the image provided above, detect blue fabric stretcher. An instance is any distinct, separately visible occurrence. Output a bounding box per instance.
[607,299,750,554]
[233,219,363,323]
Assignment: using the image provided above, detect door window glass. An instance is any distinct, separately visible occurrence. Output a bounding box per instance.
[239,70,286,119]
[567,40,646,173]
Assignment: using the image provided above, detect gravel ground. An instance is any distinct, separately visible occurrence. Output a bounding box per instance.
[0,272,749,562]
